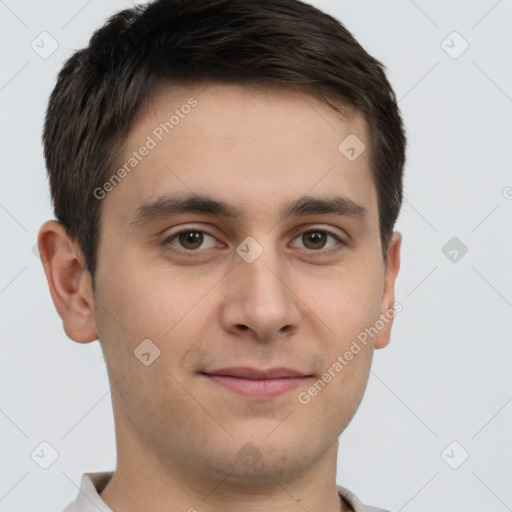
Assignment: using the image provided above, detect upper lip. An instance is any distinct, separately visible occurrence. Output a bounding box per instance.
[203,367,310,379]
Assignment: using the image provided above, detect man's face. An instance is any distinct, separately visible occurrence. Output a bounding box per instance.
[91,83,400,482]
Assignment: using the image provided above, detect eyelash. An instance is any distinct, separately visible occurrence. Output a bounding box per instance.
[163,227,347,257]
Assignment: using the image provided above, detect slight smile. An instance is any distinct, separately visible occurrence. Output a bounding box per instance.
[201,367,313,400]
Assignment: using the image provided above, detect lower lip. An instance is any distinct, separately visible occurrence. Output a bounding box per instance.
[204,375,309,399]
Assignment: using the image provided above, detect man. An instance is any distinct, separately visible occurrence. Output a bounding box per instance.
[38,0,405,510]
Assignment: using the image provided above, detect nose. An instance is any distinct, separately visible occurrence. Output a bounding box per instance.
[219,244,302,342]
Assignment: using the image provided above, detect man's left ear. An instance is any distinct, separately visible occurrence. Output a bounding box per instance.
[374,231,402,349]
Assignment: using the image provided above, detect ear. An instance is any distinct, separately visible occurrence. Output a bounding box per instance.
[374,231,402,349]
[37,220,98,344]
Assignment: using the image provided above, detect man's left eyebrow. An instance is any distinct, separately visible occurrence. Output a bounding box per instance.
[129,193,368,226]
[279,195,368,226]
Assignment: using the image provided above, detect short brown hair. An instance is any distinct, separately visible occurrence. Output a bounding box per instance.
[43,0,406,283]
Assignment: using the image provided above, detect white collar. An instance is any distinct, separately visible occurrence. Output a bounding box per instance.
[66,471,387,512]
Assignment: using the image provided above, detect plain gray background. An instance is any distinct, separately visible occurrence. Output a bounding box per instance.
[1,0,511,510]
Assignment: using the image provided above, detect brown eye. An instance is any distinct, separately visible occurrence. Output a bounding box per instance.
[166,230,218,251]
[302,231,328,250]
[178,231,203,250]
[291,229,342,252]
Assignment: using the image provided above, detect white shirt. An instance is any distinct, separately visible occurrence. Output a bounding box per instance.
[62,472,390,512]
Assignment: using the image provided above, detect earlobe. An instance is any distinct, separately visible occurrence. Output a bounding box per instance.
[37,220,98,344]
[374,231,402,350]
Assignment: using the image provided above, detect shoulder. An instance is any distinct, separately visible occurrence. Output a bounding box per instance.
[61,501,79,512]
[337,484,391,512]
[59,471,114,512]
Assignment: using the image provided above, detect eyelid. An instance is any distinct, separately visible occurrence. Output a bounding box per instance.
[288,226,347,254]
[163,224,349,254]
[289,223,346,240]
[164,225,224,253]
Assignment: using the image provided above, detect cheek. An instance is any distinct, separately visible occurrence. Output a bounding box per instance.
[304,266,383,343]
[94,253,188,340]
[93,258,208,383]
[295,343,374,440]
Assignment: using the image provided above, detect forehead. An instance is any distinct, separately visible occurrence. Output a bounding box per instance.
[102,82,377,230]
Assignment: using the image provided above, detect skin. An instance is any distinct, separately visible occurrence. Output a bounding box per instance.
[38,83,401,512]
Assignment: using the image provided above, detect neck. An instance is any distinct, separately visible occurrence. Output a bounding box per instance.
[100,410,348,512]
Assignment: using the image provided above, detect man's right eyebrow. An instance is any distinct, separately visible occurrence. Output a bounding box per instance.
[130,194,240,226]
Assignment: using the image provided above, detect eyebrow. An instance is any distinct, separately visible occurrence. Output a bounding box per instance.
[130,193,368,226]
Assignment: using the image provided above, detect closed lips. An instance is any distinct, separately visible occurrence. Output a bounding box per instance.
[202,367,311,379]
